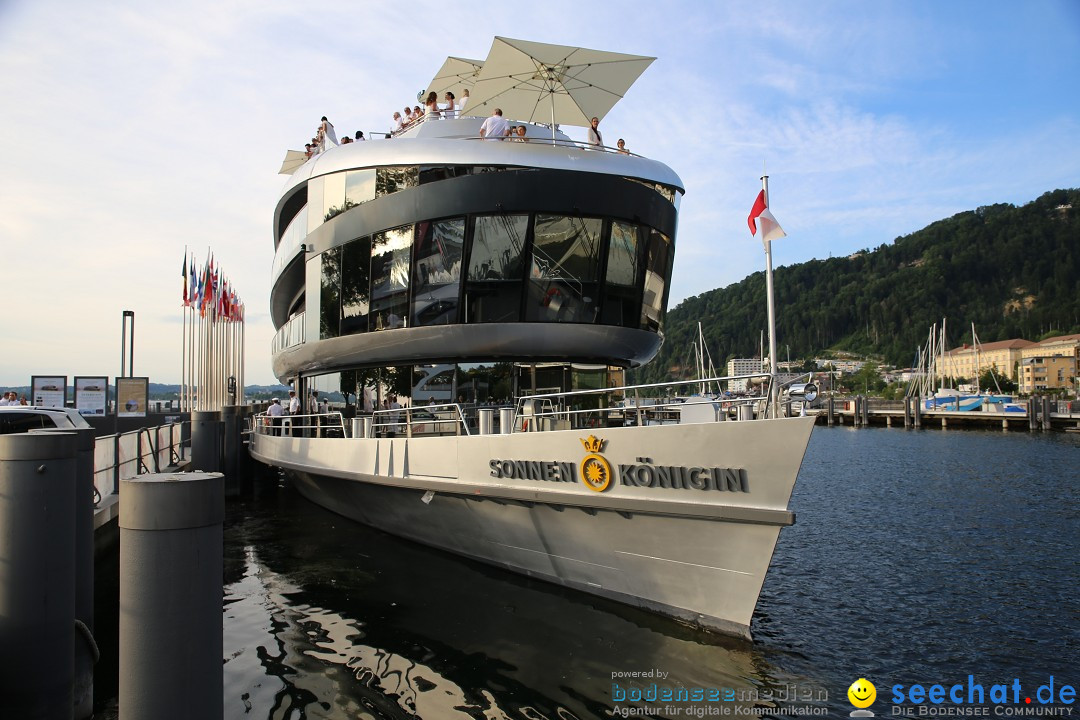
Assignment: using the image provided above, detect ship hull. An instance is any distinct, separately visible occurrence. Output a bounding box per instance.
[251,416,815,639]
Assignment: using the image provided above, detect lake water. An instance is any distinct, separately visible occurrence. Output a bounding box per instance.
[212,426,1079,719]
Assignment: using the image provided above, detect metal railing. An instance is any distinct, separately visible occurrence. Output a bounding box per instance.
[369,402,470,437]
[254,412,347,438]
[93,421,187,502]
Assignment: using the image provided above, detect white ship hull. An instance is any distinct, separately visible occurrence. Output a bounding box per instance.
[251,416,815,638]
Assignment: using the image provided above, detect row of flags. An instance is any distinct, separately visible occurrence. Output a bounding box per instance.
[182,251,245,322]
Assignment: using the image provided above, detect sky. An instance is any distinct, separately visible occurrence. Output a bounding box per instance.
[1,0,1077,387]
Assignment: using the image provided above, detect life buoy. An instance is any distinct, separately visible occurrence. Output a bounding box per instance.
[542,287,562,307]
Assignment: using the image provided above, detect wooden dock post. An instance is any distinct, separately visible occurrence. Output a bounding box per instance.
[904,397,912,428]
[827,396,834,426]
[1042,396,1052,431]
[913,397,922,428]
[1028,398,1037,431]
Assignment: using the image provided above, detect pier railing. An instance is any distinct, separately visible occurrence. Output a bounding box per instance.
[93,421,187,502]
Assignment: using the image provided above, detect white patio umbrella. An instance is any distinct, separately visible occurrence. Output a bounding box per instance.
[278,149,308,175]
[278,150,308,174]
[465,37,655,138]
[425,56,484,98]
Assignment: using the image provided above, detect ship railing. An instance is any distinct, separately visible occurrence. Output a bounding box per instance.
[512,372,819,431]
[254,411,347,438]
[368,402,470,438]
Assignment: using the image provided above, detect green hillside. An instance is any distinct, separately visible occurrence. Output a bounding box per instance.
[636,188,1080,384]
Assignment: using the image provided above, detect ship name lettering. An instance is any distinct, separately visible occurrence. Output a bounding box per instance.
[618,464,749,493]
[489,459,577,483]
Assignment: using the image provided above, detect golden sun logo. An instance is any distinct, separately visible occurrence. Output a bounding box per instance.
[579,435,613,492]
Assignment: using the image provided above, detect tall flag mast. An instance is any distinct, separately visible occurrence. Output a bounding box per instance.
[181,250,246,411]
[747,175,786,417]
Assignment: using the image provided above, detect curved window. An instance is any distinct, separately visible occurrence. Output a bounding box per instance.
[602,221,643,326]
[320,247,341,339]
[341,236,371,336]
[465,215,529,323]
[322,172,346,222]
[376,166,418,197]
[412,218,464,327]
[345,169,376,207]
[526,215,602,323]
[369,225,413,331]
[640,229,674,333]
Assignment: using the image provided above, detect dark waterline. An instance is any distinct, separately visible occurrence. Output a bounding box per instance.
[102,426,1080,718]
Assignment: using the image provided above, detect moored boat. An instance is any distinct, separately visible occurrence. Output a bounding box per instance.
[251,38,816,639]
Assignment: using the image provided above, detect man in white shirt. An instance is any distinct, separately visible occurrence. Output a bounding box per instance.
[267,398,284,435]
[479,108,510,140]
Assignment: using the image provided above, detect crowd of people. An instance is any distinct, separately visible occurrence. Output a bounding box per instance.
[299,95,633,159]
[0,391,30,405]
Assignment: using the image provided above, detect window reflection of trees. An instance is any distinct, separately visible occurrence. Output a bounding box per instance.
[320,247,341,339]
[370,226,413,331]
[341,237,371,336]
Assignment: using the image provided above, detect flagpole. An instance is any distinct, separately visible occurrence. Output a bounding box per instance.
[762,174,780,418]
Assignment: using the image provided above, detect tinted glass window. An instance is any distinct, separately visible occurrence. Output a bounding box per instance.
[376,166,419,197]
[341,237,371,336]
[345,169,376,208]
[526,215,602,323]
[320,247,341,339]
[322,172,346,221]
[465,215,529,323]
[640,229,673,332]
[369,226,413,331]
[0,413,48,434]
[412,218,464,327]
[602,221,643,326]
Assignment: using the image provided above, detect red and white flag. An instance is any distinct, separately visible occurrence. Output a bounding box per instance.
[747,189,786,243]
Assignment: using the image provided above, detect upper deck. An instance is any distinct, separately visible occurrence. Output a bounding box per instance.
[270,115,685,383]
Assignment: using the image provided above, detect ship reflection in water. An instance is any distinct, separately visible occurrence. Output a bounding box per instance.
[222,480,823,720]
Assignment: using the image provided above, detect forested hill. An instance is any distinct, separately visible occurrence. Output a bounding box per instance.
[636,188,1080,384]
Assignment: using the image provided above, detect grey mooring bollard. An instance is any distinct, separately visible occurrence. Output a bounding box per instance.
[70,427,98,720]
[119,472,224,720]
[0,432,77,720]
[191,410,223,472]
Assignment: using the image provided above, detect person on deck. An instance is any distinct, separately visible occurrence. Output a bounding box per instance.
[479,108,510,140]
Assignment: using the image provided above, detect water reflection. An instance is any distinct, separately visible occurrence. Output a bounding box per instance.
[222,484,818,720]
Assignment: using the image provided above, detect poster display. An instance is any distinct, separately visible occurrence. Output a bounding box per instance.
[116,377,149,418]
[74,376,108,416]
[31,375,67,408]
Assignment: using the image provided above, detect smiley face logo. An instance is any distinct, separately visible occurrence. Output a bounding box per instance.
[848,678,876,709]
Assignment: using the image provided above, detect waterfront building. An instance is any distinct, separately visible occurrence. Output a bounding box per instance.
[1017,334,1080,395]
[940,338,1033,382]
[726,358,763,392]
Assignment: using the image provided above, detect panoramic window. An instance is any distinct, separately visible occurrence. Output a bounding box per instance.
[376,166,419,198]
[320,247,341,340]
[601,220,643,326]
[340,236,372,336]
[322,172,346,222]
[640,229,673,333]
[345,169,376,208]
[369,225,413,331]
[465,214,529,323]
[525,215,602,323]
[412,218,465,327]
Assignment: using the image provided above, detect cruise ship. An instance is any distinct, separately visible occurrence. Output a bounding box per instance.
[251,39,815,639]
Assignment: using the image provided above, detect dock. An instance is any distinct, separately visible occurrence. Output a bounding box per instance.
[816,396,1080,431]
